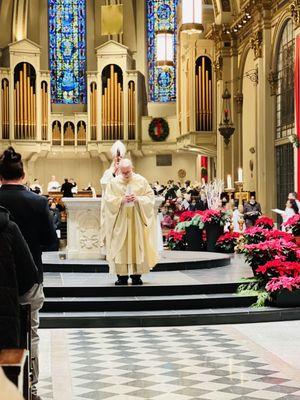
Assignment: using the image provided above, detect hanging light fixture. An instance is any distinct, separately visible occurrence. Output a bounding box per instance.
[218,88,235,145]
[156,30,174,68]
[180,0,204,34]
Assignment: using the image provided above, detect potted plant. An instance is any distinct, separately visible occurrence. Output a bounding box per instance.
[283,214,300,245]
[166,230,187,251]
[254,216,274,230]
[215,232,240,253]
[202,209,230,252]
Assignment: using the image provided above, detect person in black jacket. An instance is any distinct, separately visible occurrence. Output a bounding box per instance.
[61,178,74,197]
[0,147,57,400]
[0,206,38,350]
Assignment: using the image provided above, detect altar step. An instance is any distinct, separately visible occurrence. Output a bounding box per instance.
[40,307,300,329]
[42,293,257,313]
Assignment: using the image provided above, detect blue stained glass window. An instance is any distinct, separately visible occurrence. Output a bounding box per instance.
[48,0,86,104]
[147,0,178,102]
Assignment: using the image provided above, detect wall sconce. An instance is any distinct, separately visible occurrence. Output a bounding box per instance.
[156,30,174,68]
[218,87,235,145]
[180,0,204,34]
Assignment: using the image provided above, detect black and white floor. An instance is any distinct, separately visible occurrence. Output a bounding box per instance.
[38,322,300,400]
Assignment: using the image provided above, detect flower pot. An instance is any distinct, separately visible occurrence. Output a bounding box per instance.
[185,226,205,251]
[205,223,224,252]
[272,289,300,307]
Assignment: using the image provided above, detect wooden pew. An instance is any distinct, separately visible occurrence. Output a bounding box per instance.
[0,349,30,399]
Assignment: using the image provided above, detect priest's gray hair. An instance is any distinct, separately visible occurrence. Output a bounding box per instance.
[119,158,133,169]
[111,140,126,158]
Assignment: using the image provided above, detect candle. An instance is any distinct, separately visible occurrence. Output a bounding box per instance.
[227,175,232,189]
[238,168,243,182]
[201,178,205,186]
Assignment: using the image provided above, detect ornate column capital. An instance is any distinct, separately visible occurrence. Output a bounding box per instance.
[213,55,223,81]
[250,30,263,59]
[290,1,300,28]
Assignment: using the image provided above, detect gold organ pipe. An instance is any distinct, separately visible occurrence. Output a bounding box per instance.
[116,81,120,139]
[20,69,23,138]
[16,82,19,139]
[121,89,123,139]
[29,77,32,138]
[107,80,111,140]
[24,64,28,138]
[209,79,212,131]
[202,59,205,131]
[94,85,97,140]
[114,72,117,139]
[205,62,208,131]
[196,72,199,131]
[110,65,114,139]
[198,67,202,131]
[128,83,131,139]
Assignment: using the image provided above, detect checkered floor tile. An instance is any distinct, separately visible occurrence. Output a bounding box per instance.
[38,327,300,399]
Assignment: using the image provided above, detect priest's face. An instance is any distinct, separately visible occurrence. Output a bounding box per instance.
[120,165,133,181]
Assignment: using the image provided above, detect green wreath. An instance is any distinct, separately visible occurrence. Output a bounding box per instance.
[148,118,169,142]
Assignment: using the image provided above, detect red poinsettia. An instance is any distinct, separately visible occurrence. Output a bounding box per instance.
[179,210,203,222]
[254,216,274,230]
[201,209,222,224]
[266,275,300,293]
[256,260,300,277]
[265,230,295,242]
[283,214,300,236]
[243,227,268,244]
[166,229,187,250]
[215,232,240,253]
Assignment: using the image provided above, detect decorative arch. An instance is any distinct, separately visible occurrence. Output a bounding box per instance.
[273,18,295,211]
[52,120,61,145]
[63,121,75,145]
[1,79,9,139]
[101,64,124,140]
[77,120,86,145]
[14,62,36,139]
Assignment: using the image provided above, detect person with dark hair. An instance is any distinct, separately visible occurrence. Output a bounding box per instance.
[243,194,262,228]
[288,192,300,211]
[0,206,38,350]
[0,147,57,400]
[61,178,74,197]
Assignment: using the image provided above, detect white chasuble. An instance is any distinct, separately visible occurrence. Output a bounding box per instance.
[104,173,159,275]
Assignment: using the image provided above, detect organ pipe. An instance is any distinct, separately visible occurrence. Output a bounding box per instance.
[90,82,97,140]
[102,64,124,140]
[41,81,48,140]
[1,79,10,139]
[14,62,36,139]
[128,81,136,140]
[195,56,213,131]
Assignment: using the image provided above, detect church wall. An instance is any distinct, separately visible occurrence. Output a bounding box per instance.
[30,157,104,194]
[0,0,13,48]
[134,153,198,184]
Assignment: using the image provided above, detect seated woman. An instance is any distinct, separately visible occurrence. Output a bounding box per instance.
[0,206,38,350]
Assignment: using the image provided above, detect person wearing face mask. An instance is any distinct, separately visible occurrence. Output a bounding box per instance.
[243,194,262,228]
[104,159,158,285]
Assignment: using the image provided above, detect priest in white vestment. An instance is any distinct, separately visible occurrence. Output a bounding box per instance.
[104,159,159,285]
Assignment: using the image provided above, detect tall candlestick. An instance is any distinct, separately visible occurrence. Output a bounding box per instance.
[227,175,232,189]
[238,168,243,182]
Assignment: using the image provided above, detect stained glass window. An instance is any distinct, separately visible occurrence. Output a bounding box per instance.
[48,0,86,104]
[147,0,178,102]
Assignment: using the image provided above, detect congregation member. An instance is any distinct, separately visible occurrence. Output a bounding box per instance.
[47,175,60,192]
[30,179,43,195]
[0,206,38,350]
[0,147,57,400]
[243,193,262,228]
[104,159,158,285]
[61,178,74,197]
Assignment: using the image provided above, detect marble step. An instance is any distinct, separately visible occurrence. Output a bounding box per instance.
[42,293,257,312]
[43,282,242,297]
[39,306,300,329]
